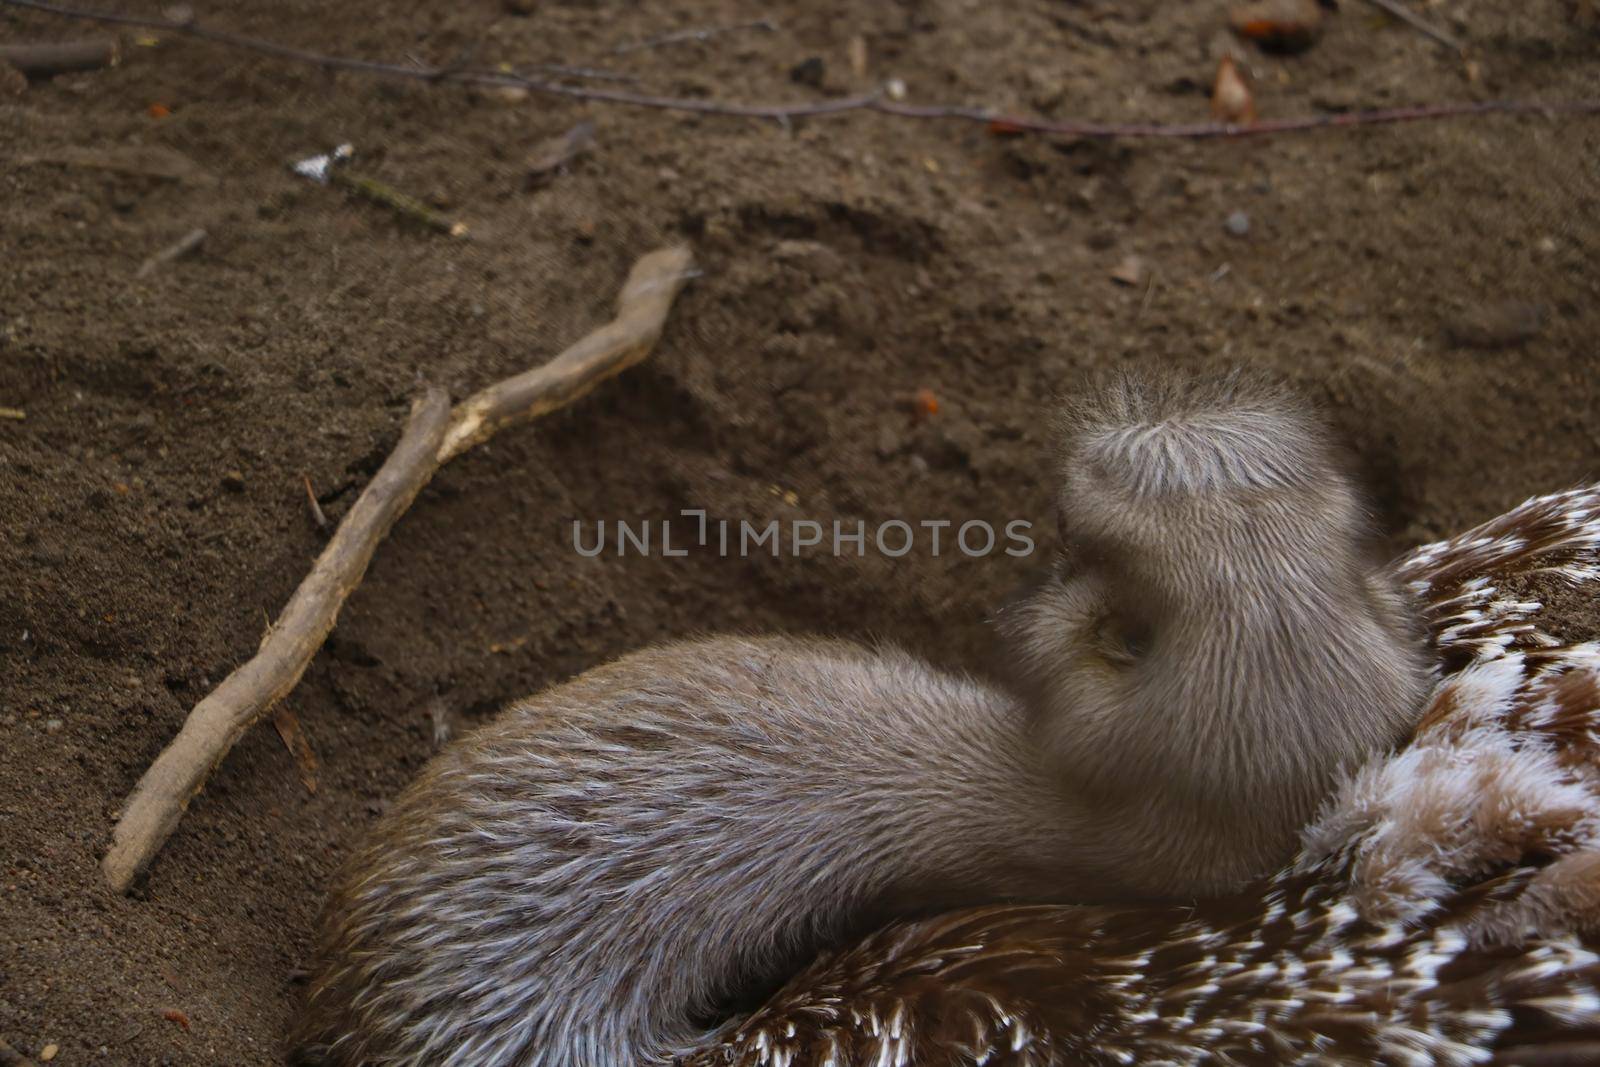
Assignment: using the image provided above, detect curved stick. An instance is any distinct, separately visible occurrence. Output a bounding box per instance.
[101,245,695,893]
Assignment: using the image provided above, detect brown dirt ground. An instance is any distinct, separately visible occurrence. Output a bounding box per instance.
[2,0,1598,1062]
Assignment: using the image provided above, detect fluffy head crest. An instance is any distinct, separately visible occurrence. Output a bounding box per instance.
[1058,372,1337,500]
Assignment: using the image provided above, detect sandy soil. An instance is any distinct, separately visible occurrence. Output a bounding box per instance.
[2,0,1598,1062]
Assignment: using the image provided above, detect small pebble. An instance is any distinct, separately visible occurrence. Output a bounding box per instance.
[221,470,246,492]
[40,1045,59,1063]
[45,718,63,733]
[1109,254,1146,287]
[790,57,825,88]
[875,426,902,459]
[1224,211,1251,237]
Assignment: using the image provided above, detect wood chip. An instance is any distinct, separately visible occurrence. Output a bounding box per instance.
[1211,56,1257,125]
[848,35,869,79]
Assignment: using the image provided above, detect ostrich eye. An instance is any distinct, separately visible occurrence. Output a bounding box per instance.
[1095,613,1149,666]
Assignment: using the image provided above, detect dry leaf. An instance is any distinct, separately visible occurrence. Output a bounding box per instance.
[525,121,596,189]
[0,60,26,96]
[1211,57,1257,125]
[271,706,319,795]
[1230,0,1324,53]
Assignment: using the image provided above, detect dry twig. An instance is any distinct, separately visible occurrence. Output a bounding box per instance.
[1356,0,1465,53]
[5,0,1596,139]
[135,227,206,278]
[302,473,328,530]
[99,246,695,893]
[9,144,215,186]
[329,169,466,237]
[0,36,117,75]
[289,144,466,235]
[611,18,779,56]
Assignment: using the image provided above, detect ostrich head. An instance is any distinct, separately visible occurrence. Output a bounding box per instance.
[1000,374,1430,895]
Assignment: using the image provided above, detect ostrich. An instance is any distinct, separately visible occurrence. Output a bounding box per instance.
[687,483,1600,1066]
[292,376,1436,1065]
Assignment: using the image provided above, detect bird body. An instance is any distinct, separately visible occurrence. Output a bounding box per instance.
[294,377,1470,1065]
[688,483,1600,1066]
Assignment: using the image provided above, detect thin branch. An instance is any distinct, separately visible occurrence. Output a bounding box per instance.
[1356,0,1465,53]
[100,388,451,895]
[516,62,637,85]
[328,169,467,237]
[611,18,779,57]
[134,226,206,278]
[100,246,695,893]
[5,0,1597,140]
